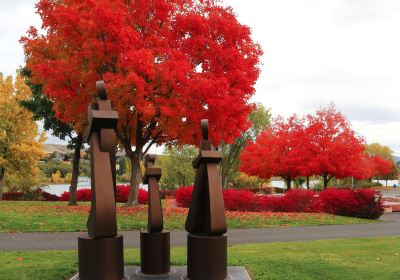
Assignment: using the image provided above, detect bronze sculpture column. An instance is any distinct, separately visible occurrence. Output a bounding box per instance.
[185,119,227,280]
[77,81,124,280]
[140,154,171,275]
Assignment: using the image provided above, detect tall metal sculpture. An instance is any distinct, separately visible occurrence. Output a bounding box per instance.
[185,119,227,280]
[140,154,170,275]
[77,81,124,280]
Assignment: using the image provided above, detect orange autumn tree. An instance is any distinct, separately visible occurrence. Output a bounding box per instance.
[21,0,262,206]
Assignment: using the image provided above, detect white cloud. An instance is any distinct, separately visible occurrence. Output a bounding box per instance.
[0,0,399,155]
[225,0,400,154]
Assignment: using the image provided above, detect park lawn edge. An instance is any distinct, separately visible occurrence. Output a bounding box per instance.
[0,201,378,233]
[0,236,399,280]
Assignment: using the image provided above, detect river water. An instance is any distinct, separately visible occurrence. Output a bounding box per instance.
[44,178,399,196]
[43,177,148,196]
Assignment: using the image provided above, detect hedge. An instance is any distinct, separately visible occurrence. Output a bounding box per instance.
[59,185,148,204]
[174,186,384,220]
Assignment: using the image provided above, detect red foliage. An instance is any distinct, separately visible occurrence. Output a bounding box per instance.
[240,115,305,189]
[241,107,366,189]
[2,191,60,201]
[2,192,24,201]
[284,189,317,212]
[174,186,194,208]
[317,188,384,219]
[59,185,148,204]
[77,188,92,201]
[41,191,60,201]
[59,191,70,202]
[371,155,393,178]
[258,190,316,212]
[353,154,375,180]
[21,0,262,147]
[116,185,148,204]
[305,107,365,186]
[174,186,383,219]
[223,189,259,212]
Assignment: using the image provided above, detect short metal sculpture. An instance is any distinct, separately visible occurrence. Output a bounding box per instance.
[140,154,170,275]
[77,81,124,280]
[185,119,227,280]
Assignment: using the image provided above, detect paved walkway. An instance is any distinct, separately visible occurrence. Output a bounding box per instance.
[1,213,399,251]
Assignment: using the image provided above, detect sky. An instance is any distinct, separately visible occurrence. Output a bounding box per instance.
[0,0,399,155]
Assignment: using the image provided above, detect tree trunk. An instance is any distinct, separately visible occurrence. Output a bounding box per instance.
[222,171,229,189]
[126,152,142,207]
[68,134,83,206]
[286,177,292,191]
[0,168,5,201]
[306,176,310,190]
[323,175,330,189]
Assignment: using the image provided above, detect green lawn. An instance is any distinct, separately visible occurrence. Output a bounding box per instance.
[0,201,374,232]
[1,236,399,279]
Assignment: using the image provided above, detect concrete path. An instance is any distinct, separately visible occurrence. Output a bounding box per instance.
[1,213,399,251]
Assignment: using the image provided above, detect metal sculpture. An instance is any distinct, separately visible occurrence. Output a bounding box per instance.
[140,154,171,275]
[77,81,124,280]
[185,119,227,280]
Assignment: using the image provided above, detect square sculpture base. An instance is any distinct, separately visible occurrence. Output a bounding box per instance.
[70,266,251,280]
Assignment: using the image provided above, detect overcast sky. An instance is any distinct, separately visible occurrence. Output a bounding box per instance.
[1,0,399,155]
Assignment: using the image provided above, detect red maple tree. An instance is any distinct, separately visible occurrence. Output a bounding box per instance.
[240,115,304,190]
[352,154,374,180]
[21,0,262,205]
[371,155,393,179]
[241,107,366,190]
[304,106,365,189]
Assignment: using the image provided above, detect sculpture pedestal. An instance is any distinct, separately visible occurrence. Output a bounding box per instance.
[187,233,227,280]
[78,235,124,280]
[140,231,170,275]
[71,266,251,280]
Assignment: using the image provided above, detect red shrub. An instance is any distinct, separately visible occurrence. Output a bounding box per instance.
[258,190,316,212]
[59,191,70,201]
[175,187,260,211]
[59,185,148,204]
[317,188,383,219]
[2,192,24,201]
[174,186,193,208]
[223,189,259,212]
[41,191,60,201]
[116,185,148,204]
[353,189,383,219]
[284,189,316,212]
[76,188,92,201]
[137,188,148,205]
[116,185,130,203]
[258,195,297,212]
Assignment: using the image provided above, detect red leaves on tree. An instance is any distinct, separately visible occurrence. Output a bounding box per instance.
[304,106,365,187]
[240,107,366,189]
[239,115,306,189]
[20,0,262,146]
[370,155,394,178]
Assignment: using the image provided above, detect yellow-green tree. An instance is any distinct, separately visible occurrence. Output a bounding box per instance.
[0,72,45,199]
[365,143,395,160]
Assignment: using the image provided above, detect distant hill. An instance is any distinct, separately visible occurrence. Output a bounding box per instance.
[394,155,400,163]
[43,144,71,154]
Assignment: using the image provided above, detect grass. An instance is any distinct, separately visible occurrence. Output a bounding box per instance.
[1,236,399,279]
[0,201,374,232]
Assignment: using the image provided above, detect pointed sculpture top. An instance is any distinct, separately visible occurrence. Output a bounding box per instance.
[201,119,209,140]
[96,80,107,100]
[145,154,157,169]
